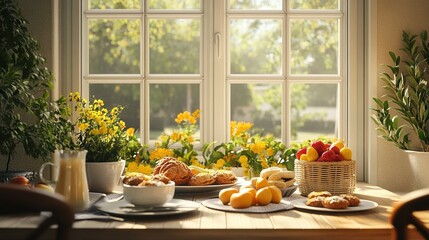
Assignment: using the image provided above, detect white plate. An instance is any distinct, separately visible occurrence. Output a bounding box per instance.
[175,177,245,193]
[290,199,378,212]
[201,198,294,213]
[94,198,200,217]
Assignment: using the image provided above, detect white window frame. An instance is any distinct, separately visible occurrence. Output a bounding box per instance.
[58,0,368,181]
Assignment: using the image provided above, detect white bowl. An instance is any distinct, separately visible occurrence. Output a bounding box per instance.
[123,181,175,206]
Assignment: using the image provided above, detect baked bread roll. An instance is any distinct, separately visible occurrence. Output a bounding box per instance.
[188,173,216,186]
[267,171,295,188]
[213,170,237,184]
[268,179,295,189]
[260,167,282,179]
[153,157,192,185]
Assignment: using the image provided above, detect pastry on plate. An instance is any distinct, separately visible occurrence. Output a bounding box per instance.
[340,194,361,207]
[307,191,332,199]
[267,171,295,188]
[188,173,216,186]
[213,170,237,184]
[306,196,325,207]
[322,196,350,209]
[153,157,192,185]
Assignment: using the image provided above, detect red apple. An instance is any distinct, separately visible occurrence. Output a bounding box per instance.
[329,145,340,154]
[335,154,344,162]
[311,141,326,156]
[296,148,307,160]
[317,149,336,162]
[9,176,29,185]
[324,143,331,150]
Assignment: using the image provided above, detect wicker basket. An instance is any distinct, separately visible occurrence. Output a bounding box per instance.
[294,159,356,196]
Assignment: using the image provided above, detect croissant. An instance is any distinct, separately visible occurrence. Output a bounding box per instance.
[154,157,192,185]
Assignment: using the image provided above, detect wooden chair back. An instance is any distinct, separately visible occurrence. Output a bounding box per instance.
[390,188,429,240]
[0,183,74,240]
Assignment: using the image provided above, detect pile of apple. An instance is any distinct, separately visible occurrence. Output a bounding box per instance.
[296,140,352,162]
[8,176,54,192]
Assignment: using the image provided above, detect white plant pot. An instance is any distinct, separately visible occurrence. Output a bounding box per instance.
[86,160,125,193]
[405,150,429,189]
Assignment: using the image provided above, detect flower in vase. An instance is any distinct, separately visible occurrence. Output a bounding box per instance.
[66,92,141,163]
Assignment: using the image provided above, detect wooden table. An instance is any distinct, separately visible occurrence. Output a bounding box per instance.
[0,182,426,240]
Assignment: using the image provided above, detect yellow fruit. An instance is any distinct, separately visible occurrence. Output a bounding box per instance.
[240,187,258,205]
[230,192,253,209]
[300,154,308,161]
[250,177,258,188]
[34,183,54,192]
[340,147,353,160]
[219,188,239,205]
[331,140,345,150]
[255,177,269,190]
[268,186,282,204]
[256,187,272,206]
[306,146,319,161]
[240,184,254,190]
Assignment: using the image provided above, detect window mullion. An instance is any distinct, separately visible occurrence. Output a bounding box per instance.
[213,0,227,143]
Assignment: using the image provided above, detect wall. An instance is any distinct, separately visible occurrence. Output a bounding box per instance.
[375,0,429,192]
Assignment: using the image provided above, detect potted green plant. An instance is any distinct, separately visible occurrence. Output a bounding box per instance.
[371,30,429,188]
[0,0,71,181]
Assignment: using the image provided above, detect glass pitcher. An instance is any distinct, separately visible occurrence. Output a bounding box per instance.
[40,149,90,212]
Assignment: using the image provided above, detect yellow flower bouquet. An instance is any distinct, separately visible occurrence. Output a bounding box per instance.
[66,92,140,162]
[203,121,287,177]
[126,109,203,175]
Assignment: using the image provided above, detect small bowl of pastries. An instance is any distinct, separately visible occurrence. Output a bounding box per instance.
[122,173,175,206]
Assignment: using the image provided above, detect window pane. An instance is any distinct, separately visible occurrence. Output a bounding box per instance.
[89,19,140,74]
[231,83,282,138]
[89,0,140,9]
[229,0,282,10]
[89,84,141,136]
[149,84,200,140]
[290,18,339,75]
[230,19,282,74]
[289,0,339,10]
[149,19,200,74]
[148,0,200,10]
[290,83,338,142]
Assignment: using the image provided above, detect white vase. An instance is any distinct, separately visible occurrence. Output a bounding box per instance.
[404,150,429,189]
[230,167,245,178]
[86,160,125,193]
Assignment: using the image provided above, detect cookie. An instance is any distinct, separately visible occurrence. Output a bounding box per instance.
[322,196,350,209]
[306,196,325,207]
[340,194,361,207]
[307,191,332,199]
